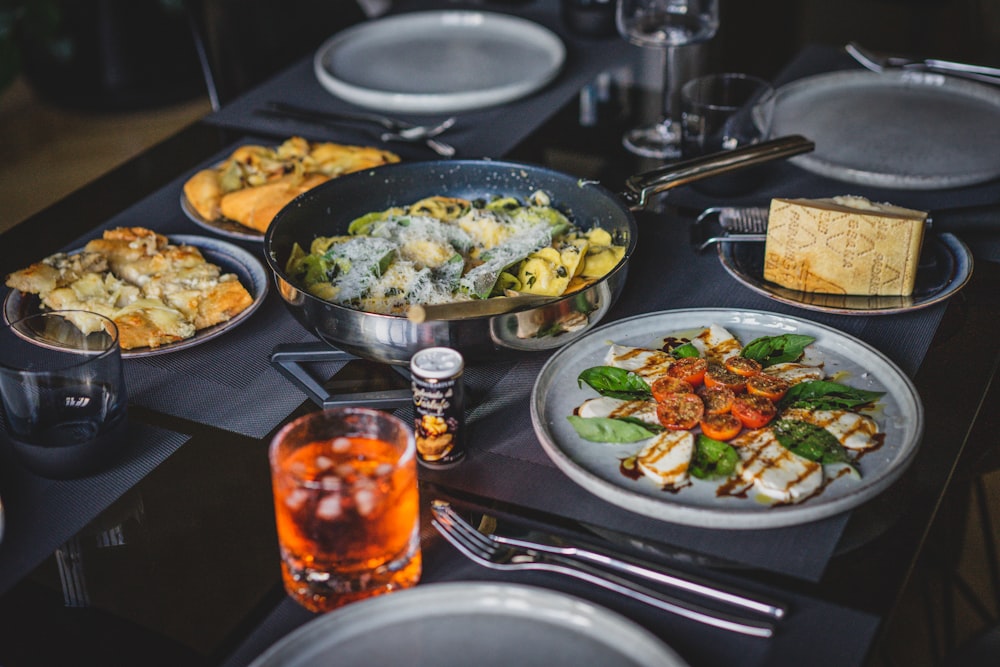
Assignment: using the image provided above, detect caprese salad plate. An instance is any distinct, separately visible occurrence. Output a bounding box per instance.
[529,308,923,529]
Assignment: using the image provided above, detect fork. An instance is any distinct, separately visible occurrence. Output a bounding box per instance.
[257,101,458,156]
[431,500,779,637]
[845,42,1000,86]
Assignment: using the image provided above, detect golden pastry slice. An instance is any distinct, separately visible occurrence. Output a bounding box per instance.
[183,137,400,232]
[5,227,255,350]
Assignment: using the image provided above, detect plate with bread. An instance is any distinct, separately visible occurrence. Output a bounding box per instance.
[181,136,400,240]
[718,196,973,315]
[4,227,269,357]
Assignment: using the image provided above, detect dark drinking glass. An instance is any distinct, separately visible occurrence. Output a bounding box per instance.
[0,310,128,479]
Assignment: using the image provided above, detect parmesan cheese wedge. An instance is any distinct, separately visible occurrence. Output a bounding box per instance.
[763,196,927,296]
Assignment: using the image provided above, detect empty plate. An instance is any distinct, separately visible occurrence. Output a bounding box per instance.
[313,11,565,113]
[760,70,1000,189]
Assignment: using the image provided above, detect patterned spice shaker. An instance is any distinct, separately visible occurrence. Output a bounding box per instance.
[410,346,465,466]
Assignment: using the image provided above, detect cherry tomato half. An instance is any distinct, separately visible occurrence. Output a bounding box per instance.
[666,357,708,386]
[697,384,735,415]
[746,373,790,401]
[656,392,705,430]
[699,413,743,441]
[704,363,746,393]
[732,394,777,429]
[651,376,694,403]
[724,355,762,378]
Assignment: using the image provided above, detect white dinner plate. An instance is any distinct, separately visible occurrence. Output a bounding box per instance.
[249,583,687,667]
[759,70,1000,189]
[313,11,566,113]
[718,233,973,315]
[3,235,269,358]
[530,308,924,530]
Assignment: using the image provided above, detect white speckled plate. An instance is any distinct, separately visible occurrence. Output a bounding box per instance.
[313,11,565,113]
[3,235,268,358]
[759,70,1000,189]
[249,583,686,667]
[530,308,924,530]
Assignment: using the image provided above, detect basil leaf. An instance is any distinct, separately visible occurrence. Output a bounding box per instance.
[566,415,657,443]
[741,334,816,367]
[671,342,700,358]
[689,435,739,479]
[779,380,884,411]
[577,366,652,400]
[771,419,855,467]
[616,417,665,434]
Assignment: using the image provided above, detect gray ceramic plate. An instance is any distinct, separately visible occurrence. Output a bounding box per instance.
[530,308,924,530]
[313,11,565,113]
[718,233,973,315]
[248,583,686,667]
[3,235,269,358]
[180,193,265,242]
[760,70,1000,188]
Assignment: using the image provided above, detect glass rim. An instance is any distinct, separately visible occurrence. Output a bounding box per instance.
[270,406,417,468]
[681,72,775,111]
[0,309,121,373]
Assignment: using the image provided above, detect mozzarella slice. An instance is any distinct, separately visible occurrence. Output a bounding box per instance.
[763,362,825,385]
[636,430,694,489]
[781,407,880,450]
[603,344,674,382]
[730,428,824,504]
[689,324,742,362]
[576,396,660,426]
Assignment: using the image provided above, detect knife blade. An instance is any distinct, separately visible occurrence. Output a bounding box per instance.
[694,202,1000,252]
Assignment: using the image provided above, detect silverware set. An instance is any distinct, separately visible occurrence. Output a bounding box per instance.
[431,500,784,637]
[255,101,458,156]
[846,42,1000,86]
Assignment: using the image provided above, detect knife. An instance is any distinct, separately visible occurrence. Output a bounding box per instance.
[694,202,1000,252]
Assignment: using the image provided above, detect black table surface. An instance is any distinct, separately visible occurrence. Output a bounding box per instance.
[1,13,999,666]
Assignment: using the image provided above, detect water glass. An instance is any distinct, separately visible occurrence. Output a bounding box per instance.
[269,407,421,613]
[0,310,129,479]
[680,72,775,193]
[680,72,775,156]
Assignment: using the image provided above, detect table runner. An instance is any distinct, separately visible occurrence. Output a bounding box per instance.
[201,1,637,159]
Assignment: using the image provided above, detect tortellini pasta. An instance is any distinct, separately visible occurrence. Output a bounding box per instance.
[286,192,627,314]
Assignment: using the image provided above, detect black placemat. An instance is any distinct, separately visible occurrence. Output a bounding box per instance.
[0,419,190,595]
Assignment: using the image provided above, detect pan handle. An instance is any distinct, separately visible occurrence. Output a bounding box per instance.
[621,135,815,210]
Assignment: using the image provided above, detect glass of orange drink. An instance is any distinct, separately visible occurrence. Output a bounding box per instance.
[269,407,421,612]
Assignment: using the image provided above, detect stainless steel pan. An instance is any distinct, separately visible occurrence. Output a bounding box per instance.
[264,135,813,365]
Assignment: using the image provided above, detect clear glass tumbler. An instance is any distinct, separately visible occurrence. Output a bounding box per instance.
[269,407,422,613]
[0,310,129,479]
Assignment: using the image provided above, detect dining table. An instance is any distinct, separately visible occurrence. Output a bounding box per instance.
[2,1,1000,665]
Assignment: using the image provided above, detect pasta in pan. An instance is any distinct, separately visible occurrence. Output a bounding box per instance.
[285,192,626,315]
